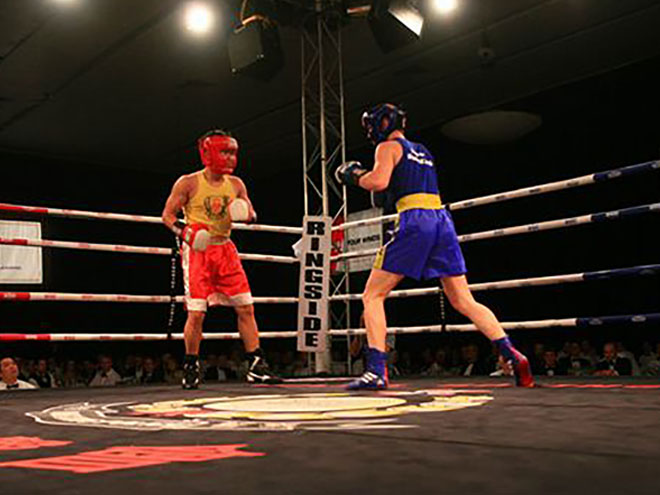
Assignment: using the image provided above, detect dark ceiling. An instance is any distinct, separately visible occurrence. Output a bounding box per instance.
[1,0,660,178]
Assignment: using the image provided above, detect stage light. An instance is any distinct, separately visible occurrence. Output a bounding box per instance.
[368,0,425,53]
[432,0,458,15]
[184,2,215,35]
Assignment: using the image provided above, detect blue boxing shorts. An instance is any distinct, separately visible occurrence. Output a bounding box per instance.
[374,208,467,280]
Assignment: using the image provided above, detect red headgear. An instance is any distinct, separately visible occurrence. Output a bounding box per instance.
[198,134,239,175]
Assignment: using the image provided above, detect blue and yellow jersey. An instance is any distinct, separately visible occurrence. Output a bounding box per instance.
[388,138,442,212]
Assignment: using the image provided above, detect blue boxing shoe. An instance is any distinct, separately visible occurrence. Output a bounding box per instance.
[347,347,389,390]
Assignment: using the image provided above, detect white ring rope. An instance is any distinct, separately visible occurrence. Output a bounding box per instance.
[329,264,660,301]
[331,202,660,261]
[0,237,298,263]
[0,293,298,304]
[2,264,656,305]
[1,313,657,341]
[0,202,302,235]
[333,159,659,232]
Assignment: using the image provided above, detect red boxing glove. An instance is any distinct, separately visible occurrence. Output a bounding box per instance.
[181,224,211,251]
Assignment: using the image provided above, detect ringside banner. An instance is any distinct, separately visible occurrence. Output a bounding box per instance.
[297,216,331,352]
[346,207,383,273]
[0,221,42,284]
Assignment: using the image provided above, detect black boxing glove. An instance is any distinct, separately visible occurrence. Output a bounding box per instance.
[334,161,367,187]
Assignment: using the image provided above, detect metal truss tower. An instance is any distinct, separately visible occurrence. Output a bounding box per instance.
[300,0,351,373]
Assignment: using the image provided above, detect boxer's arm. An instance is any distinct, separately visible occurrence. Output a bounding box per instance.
[231,176,257,222]
[357,141,401,192]
[162,176,190,236]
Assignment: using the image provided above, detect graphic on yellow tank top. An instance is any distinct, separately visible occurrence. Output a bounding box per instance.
[183,172,235,237]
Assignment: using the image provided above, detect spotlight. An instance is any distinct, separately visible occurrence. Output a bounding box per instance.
[431,0,458,15]
[184,2,215,35]
[368,0,425,53]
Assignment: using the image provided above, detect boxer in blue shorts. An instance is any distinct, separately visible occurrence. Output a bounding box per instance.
[335,103,534,390]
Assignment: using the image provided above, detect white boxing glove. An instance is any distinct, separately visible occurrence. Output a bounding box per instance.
[229,198,251,222]
[181,224,211,251]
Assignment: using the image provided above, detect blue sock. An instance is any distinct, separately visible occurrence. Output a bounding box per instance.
[493,336,517,362]
[367,347,388,376]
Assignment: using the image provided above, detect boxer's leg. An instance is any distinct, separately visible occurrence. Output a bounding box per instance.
[362,269,404,352]
[181,243,210,390]
[347,268,403,390]
[442,275,534,387]
[235,304,259,353]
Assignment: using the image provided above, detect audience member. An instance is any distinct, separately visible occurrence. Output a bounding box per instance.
[457,344,490,377]
[639,342,660,376]
[29,358,58,388]
[615,342,640,376]
[1,357,37,390]
[594,342,633,377]
[534,349,566,376]
[89,355,121,387]
[140,357,164,384]
[558,342,592,376]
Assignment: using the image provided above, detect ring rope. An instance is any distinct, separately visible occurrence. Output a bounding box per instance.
[0,202,303,235]
[1,313,657,341]
[331,202,660,261]
[333,159,659,232]
[0,292,298,304]
[329,264,660,301]
[1,264,656,305]
[0,237,298,264]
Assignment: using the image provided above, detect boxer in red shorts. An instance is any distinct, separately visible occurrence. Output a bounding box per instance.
[162,129,282,388]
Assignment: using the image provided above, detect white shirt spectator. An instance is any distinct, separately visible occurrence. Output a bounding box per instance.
[0,379,37,390]
[1,357,37,390]
[89,369,121,387]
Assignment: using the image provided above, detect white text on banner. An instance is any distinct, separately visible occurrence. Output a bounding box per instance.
[297,216,331,352]
[0,220,43,284]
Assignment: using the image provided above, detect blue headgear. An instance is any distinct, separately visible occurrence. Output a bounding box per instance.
[361,103,407,144]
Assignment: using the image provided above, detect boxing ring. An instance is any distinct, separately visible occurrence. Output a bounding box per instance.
[1,159,659,494]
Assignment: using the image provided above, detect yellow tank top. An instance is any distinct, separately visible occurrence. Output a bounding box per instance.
[183,172,235,237]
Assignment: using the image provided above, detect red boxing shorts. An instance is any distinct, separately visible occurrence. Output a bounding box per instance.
[181,239,253,311]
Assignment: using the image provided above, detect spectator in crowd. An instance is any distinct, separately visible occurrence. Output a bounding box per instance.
[457,344,489,377]
[291,352,311,377]
[423,348,452,377]
[349,334,367,376]
[639,342,660,376]
[80,360,97,385]
[531,343,545,372]
[140,357,164,384]
[397,351,413,376]
[534,349,566,376]
[89,355,121,387]
[615,341,640,376]
[580,340,598,366]
[163,355,183,385]
[594,342,632,377]
[281,350,296,376]
[558,341,592,376]
[386,347,401,378]
[205,354,238,382]
[60,360,85,388]
[15,357,30,381]
[29,358,58,388]
[1,357,37,390]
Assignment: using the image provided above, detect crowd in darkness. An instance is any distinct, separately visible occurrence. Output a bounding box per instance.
[3,336,660,390]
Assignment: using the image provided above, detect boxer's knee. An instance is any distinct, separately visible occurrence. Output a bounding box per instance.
[186,311,205,330]
[235,304,255,319]
[362,287,386,306]
[446,289,476,316]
